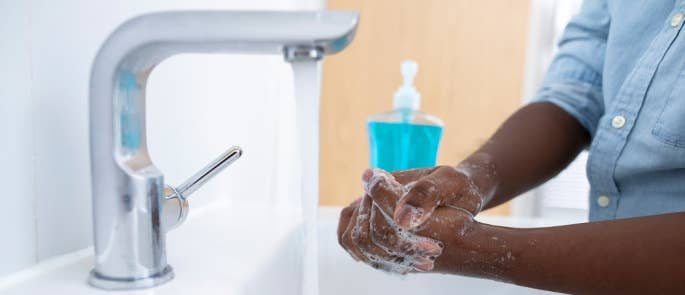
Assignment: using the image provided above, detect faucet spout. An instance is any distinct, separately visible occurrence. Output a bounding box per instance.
[88,11,358,290]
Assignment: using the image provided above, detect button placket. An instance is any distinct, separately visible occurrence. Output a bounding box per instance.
[587,4,685,221]
[593,6,685,202]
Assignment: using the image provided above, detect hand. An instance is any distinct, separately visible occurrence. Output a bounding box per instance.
[336,157,498,272]
[390,156,497,230]
[337,169,444,273]
[337,181,492,275]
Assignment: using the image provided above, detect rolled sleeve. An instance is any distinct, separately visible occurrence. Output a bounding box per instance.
[532,0,609,137]
[533,57,605,137]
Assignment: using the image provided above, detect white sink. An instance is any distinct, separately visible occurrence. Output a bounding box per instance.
[0,201,306,295]
[0,204,569,294]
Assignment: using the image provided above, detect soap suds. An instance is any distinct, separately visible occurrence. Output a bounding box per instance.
[356,170,445,274]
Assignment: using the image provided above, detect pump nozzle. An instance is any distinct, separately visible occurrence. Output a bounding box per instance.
[401,60,418,86]
[394,60,421,110]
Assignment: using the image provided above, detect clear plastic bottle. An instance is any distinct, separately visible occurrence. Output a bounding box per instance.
[367,60,443,172]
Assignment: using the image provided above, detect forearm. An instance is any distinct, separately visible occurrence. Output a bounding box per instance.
[437,212,685,294]
[458,102,590,209]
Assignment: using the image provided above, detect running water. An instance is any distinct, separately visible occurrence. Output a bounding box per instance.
[291,60,321,295]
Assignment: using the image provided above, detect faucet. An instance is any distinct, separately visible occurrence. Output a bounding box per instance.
[88,11,358,290]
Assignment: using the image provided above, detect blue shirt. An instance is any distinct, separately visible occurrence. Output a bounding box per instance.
[534,0,685,221]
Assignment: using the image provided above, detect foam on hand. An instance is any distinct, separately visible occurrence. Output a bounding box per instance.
[358,168,444,274]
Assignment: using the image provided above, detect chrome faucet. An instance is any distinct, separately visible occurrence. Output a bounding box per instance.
[88,11,358,290]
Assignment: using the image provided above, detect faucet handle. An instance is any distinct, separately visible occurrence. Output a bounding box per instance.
[162,146,243,231]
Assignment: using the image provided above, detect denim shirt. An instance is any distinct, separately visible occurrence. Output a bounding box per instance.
[533,0,685,221]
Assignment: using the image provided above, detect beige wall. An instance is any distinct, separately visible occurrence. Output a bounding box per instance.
[320,0,531,215]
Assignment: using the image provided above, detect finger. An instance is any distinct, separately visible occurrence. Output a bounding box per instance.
[391,167,436,185]
[362,169,405,217]
[367,206,437,273]
[411,256,436,272]
[369,206,443,258]
[337,198,360,249]
[369,257,433,274]
[352,196,415,273]
[368,261,412,274]
[350,195,373,250]
[341,204,366,262]
[394,166,474,229]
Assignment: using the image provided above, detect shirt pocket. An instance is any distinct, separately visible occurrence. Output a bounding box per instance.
[652,71,685,148]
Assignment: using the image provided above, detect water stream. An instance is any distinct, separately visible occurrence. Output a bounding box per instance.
[291,60,321,295]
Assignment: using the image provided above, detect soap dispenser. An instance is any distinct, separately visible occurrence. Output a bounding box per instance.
[367,60,444,172]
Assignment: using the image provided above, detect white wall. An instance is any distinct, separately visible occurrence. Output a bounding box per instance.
[514,0,587,221]
[0,0,324,277]
[0,0,36,277]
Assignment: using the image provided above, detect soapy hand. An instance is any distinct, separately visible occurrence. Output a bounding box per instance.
[337,198,481,274]
[337,166,492,273]
[389,165,490,229]
[337,169,443,273]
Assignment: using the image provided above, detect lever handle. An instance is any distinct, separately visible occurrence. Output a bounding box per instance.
[162,146,243,231]
[175,146,243,198]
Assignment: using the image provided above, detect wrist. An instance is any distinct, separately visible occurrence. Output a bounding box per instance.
[433,220,521,283]
[456,152,499,206]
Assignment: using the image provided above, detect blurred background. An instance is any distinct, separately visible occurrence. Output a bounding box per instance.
[0,0,587,282]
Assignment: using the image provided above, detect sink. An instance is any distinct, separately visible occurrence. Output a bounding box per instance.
[0,201,306,294]
[0,204,568,294]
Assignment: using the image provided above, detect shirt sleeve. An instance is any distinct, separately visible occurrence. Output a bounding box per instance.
[532,0,610,137]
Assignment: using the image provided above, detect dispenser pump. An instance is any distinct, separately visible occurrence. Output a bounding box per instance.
[393,60,421,110]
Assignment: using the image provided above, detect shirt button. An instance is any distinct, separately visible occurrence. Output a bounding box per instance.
[597,195,610,208]
[611,115,626,129]
[671,13,684,27]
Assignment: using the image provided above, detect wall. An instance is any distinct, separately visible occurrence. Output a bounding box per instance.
[0,0,36,277]
[319,0,531,215]
[0,0,323,277]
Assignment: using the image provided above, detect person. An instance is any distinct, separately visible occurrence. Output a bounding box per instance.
[337,1,685,293]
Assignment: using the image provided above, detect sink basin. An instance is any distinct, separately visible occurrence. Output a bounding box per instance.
[0,201,306,295]
[0,204,567,294]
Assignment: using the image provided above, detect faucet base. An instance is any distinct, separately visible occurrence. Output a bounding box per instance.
[88,266,174,290]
